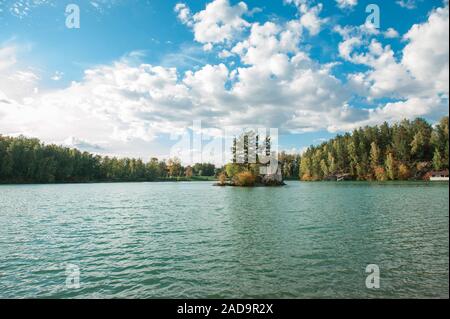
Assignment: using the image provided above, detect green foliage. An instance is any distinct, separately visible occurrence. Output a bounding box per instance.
[385,153,396,180]
[299,116,449,181]
[192,163,215,176]
[370,142,381,169]
[433,148,443,171]
[2,117,447,184]
[0,135,217,184]
[279,152,300,179]
[225,163,244,178]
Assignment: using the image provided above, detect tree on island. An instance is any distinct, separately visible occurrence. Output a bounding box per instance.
[223,131,283,186]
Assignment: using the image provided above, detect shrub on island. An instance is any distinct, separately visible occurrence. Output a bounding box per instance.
[233,171,256,187]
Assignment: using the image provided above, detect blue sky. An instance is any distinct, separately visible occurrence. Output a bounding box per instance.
[0,0,448,163]
[0,0,441,84]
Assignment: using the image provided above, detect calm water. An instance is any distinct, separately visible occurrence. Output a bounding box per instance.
[0,181,448,299]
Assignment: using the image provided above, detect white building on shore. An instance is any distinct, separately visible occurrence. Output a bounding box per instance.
[429,170,449,181]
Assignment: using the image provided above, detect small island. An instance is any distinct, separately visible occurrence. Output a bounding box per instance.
[214,131,286,187]
[215,163,285,187]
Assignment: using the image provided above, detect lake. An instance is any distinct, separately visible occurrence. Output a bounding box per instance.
[0,181,448,298]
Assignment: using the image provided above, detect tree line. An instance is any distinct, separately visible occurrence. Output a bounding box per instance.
[0,116,448,184]
[299,117,449,181]
[0,136,217,183]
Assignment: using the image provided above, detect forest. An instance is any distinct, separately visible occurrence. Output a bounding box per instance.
[299,116,449,181]
[0,116,448,184]
[0,136,216,184]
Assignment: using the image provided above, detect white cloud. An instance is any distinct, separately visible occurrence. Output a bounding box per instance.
[10,70,39,82]
[218,49,233,59]
[402,4,449,96]
[338,36,362,61]
[202,43,213,51]
[51,71,63,81]
[175,0,250,45]
[285,0,326,36]
[336,4,449,98]
[299,3,326,35]
[396,0,418,10]
[174,3,193,27]
[7,0,53,18]
[0,89,13,106]
[0,46,17,70]
[63,136,105,152]
[282,146,308,155]
[384,27,400,38]
[337,97,448,132]
[372,97,445,121]
[0,40,353,155]
[0,45,40,102]
[343,39,423,99]
[3,0,121,18]
[336,0,358,9]
[336,3,449,125]
[1,0,448,159]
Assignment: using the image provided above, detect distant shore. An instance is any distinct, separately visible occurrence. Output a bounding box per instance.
[0,176,217,185]
[1,179,447,186]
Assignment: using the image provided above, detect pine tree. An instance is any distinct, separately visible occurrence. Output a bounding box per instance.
[433,148,443,171]
[370,142,381,169]
[385,153,396,180]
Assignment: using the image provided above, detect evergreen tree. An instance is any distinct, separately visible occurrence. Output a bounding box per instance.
[433,148,443,171]
[385,153,396,180]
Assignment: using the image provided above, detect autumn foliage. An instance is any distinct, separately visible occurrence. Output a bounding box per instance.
[234,171,256,186]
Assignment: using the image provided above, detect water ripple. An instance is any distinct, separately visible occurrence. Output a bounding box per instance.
[0,181,448,298]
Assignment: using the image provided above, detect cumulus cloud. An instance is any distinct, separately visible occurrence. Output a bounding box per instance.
[285,0,327,35]
[0,41,352,153]
[384,27,400,38]
[63,136,105,152]
[396,0,419,10]
[336,4,448,96]
[174,3,193,27]
[336,3,449,124]
[402,4,449,95]
[0,45,40,102]
[51,71,63,81]
[299,3,326,35]
[175,0,250,45]
[335,0,358,9]
[1,0,448,159]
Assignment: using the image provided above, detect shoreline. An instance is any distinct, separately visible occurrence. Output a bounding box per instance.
[0,179,447,186]
[0,177,216,186]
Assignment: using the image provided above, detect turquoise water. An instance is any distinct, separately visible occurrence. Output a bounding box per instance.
[0,181,448,298]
